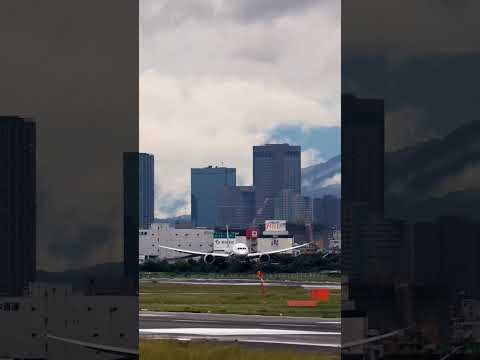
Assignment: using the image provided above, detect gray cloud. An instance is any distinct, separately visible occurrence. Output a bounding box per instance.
[141,0,329,31]
[140,0,340,217]
[0,0,136,271]
[227,0,325,23]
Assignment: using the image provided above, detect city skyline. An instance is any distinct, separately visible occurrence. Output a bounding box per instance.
[140,0,340,218]
[143,144,341,223]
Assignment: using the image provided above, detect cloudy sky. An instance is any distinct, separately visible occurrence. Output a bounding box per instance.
[140,0,340,218]
[342,0,480,152]
[341,0,480,220]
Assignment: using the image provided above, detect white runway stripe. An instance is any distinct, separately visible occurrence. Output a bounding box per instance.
[139,328,340,336]
[262,323,311,327]
[239,339,341,348]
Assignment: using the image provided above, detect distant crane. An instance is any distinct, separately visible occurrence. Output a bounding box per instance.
[250,196,273,226]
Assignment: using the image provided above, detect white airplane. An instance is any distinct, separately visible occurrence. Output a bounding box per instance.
[158,227,309,264]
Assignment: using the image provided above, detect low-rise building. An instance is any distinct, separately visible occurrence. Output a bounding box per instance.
[256,237,294,254]
[139,223,214,262]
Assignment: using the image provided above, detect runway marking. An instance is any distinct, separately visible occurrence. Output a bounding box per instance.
[173,320,216,323]
[263,323,311,328]
[140,313,171,317]
[139,328,340,336]
[316,321,340,324]
[239,339,341,348]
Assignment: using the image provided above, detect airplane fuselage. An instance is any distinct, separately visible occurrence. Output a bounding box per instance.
[224,242,249,256]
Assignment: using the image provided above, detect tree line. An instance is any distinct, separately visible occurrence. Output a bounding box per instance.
[140,253,339,274]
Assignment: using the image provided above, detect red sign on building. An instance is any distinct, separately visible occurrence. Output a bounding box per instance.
[246,228,258,239]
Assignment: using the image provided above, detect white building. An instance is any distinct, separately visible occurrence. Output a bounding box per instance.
[251,220,295,254]
[213,230,237,252]
[139,223,214,262]
[256,237,294,254]
[330,228,341,250]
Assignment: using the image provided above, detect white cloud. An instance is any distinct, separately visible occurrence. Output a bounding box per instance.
[301,148,323,168]
[140,0,340,217]
[321,173,341,187]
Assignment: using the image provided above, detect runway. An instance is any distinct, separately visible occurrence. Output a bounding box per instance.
[140,277,340,289]
[140,311,340,351]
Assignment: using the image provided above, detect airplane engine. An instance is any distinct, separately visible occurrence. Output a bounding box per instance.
[258,254,270,264]
[203,254,215,264]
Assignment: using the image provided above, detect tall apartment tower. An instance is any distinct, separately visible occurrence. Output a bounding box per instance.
[191,166,236,228]
[0,117,36,296]
[341,94,385,281]
[253,144,301,223]
[139,153,154,229]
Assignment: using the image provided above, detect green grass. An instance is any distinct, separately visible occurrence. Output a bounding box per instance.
[140,340,339,360]
[140,283,340,317]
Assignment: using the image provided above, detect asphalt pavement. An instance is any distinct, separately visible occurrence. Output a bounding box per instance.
[140,277,340,289]
[140,311,340,351]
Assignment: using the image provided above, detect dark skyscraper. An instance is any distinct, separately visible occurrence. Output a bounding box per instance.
[139,153,154,229]
[123,152,139,294]
[341,94,385,283]
[342,94,384,217]
[0,117,36,296]
[217,185,255,229]
[253,144,301,223]
[191,166,236,228]
[313,195,340,227]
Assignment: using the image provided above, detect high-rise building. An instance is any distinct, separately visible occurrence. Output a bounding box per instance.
[253,144,301,223]
[123,152,139,294]
[217,185,255,229]
[342,94,384,217]
[341,94,386,283]
[139,153,154,229]
[191,166,236,228]
[0,116,36,296]
[313,195,341,227]
[274,189,312,224]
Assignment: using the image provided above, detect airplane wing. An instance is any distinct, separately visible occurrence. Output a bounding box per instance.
[341,327,409,349]
[46,334,138,357]
[247,243,310,258]
[158,244,230,257]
